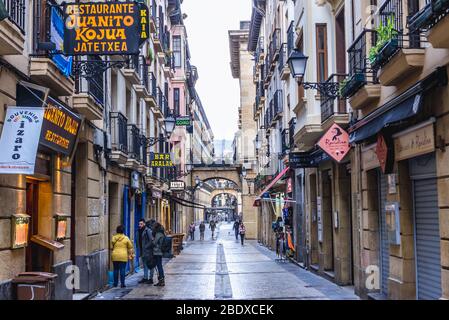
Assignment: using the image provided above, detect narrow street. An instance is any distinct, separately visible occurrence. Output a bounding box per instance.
[94,223,357,300]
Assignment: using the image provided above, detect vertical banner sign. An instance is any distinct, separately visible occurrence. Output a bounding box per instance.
[0,107,45,174]
[317,196,323,243]
[63,1,149,55]
[375,133,394,174]
[318,123,351,162]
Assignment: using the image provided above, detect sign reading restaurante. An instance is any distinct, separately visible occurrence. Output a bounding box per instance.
[150,153,174,168]
[63,1,149,55]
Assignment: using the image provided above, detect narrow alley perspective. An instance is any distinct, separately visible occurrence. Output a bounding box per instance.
[94,222,357,300]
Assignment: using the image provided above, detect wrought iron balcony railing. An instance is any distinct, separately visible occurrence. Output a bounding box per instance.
[272,90,283,122]
[3,0,26,33]
[110,112,128,154]
[269,28,281,65]
[340,29,378,98]
[320,74,347,123]
[140,135,148,166]
[278,43,288,72]
[409,0,449,33]
[127,124,142,161]
[75,56,105,106]
[287,21,295,57]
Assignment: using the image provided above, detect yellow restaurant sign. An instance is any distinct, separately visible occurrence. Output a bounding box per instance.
[150,153,174,168]
[63,1,149,55]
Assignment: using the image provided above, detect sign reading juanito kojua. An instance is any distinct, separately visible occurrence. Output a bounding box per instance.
[40,97,82,157]
[63,1,149,55]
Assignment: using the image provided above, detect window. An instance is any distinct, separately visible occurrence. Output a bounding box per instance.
[173,36,182,68]
[174,88,180,116]
[315,24,328,83]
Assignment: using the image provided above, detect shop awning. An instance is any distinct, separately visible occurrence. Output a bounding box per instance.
[349,67,448,144]
[253,167,290,207]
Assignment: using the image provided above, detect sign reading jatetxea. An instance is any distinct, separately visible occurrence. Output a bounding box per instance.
[0,107,45,174]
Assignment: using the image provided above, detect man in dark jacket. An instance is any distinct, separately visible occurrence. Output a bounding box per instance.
[151,222,165,286]
[137,219,155,284]
[209,219,217,240]
[233,220,240,241]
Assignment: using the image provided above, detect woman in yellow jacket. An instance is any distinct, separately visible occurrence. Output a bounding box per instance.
[111,225,134,288]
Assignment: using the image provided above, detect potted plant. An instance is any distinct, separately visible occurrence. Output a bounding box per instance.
[369,15,399,70]
[339,73,366,98]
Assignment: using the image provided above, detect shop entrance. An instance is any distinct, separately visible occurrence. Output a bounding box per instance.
[321,170,334,272]
[309,173,319,266]
[377,170,389,296]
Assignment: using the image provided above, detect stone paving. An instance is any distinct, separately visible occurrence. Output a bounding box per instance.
[94,222,359,300]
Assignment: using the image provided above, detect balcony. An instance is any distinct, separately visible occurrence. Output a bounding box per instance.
[122,55,141,86]
[0,0,25,55]
[143,70,157,108]
[371,0,425,86]
[152,87,165,119]
[138,135,148,173]
[341,29,381,111]
[30,0,74,96]
[149,0,157,33]
[281,129,290,157]
[269,28,281,67]
[73,61,104,121]
[409,0,449,48]
[293,84,307,114]
[279,43,290,81]
[152,18,164,53]
[110,112,128,165]
[256,36,265,66]
[125,124,142,170]
[272,90,283,123]
[320,74,350,130]
[163,52,175,78]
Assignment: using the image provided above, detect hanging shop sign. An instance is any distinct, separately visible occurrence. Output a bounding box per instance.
[150,153,174,167]
[170,181,185,191]
[175,116,192,127]
[375,133,394,174]
[11,214,31,249]
[40,97,82,157]
[0,107,45,174]
[318,123,351,163]
[286,178,293,194]
[55,214,68,241]
[63,1,149,56]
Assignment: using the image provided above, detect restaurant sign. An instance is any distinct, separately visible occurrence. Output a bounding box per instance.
[170,181,185,191]
[318,124,351,163]
[0,107,45,174]
[150,153,174,167]
[175,116,192,127]
[63,1,149,55]
[40,97,82,157]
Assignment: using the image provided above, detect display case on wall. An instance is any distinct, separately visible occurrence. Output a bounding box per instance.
[11,214,31,249]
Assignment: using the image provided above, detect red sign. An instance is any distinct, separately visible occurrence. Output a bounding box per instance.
[287,178,293,193]
[375,134,394,174]
[318,124,351,162]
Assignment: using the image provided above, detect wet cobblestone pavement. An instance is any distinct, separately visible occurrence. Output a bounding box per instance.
[94,223,358,300]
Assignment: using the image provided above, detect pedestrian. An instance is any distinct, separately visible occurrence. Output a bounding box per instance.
[189,222,196,241]
[151,222,166,286]
[111,225,134,288]
[199,221,206,241]
[233,220,240,241]
[239,222,246,246]
[209,219,216,240]
[137,219,156,284]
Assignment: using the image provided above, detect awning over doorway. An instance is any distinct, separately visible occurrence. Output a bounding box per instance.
[253,166,290,207]
[349,67,448,144]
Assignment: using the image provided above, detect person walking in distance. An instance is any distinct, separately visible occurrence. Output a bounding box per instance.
[233,220,240,241]
[111,225,134,288]
[151,222,166,286]
[239,221,246,246]
[137,219,156,284]
[199,221,206,241]
[189,222,196,241]
[209,219,217,240]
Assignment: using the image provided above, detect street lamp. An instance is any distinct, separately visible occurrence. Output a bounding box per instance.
[147,116,176,146]
[288,49,340,98]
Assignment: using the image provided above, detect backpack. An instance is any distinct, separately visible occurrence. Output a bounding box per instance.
[161,235,172,253]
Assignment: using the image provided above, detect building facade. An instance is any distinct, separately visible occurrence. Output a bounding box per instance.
[0,0,211,300]
[246,0,449,300]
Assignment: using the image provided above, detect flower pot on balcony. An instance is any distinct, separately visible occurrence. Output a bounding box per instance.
[370,38,399,70]
[340,73,366,98]
[378,48,425,86]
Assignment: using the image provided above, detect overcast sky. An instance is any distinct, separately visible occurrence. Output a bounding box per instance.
[182,0,252,141]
